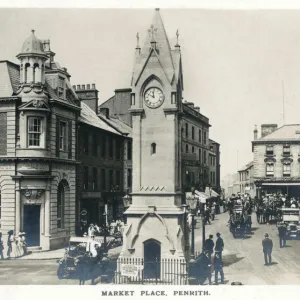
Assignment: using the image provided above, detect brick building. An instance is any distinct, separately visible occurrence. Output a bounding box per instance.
[252,124,300,198]
[0,31,80,250]
[73,85,132,229]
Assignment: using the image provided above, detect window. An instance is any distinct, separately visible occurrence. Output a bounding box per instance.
[283,164,291,176]
[93,167,98,190]
[199,149,202,162]
[192,146,194,153]
[199,129,202,143]
[127,141,132,160]
[283,145,290,155]
[33,63,39,83]
[203,150,207,164]
[83,133,89,154]
[101,169,106,190]
[203,131,207,145]
[116,140,121,160]
[185,123,188,138]
[151,143,156,155]
[58,77,65,98]
[83,166,89,190]
[92,133,98,157]
[101,136,106,158]
[266,164,274,177]
[186,144,188,153]
[25,63,30,83]
[109,170,114,189]
[28,117,42,147]
[109,137,114,158]
[116,170,121,188]
[266,145,273,155]
[59,122,67,151]
[127,168,132,188]
[57,184,65,229]
[192,126,195,140]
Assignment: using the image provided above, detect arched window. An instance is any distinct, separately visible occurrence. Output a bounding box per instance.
[151,143,156,155]
[57,183,65,229]
[25,63,30,83]
[33,63,39,83]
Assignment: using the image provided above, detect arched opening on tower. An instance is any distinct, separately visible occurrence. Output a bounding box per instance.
[24,63,30,83]
[33,63,39,83]
[143,239,161,279]
[151,142,156,155]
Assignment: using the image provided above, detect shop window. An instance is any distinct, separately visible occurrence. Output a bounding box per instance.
[266,164,274,177]
[283,164,291,177]
[28,117,42,147]
[59,121,67,151]
[266,145,274,156]
[57,184,65,229]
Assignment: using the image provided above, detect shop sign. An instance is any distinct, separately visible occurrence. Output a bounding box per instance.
[120,264,143,277]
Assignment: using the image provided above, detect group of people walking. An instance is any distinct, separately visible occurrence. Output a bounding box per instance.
[0,230,28,260]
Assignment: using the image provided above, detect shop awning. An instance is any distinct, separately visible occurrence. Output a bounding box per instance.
[205,187,219,197]
[262,182,300,186]
[195,190,209,203]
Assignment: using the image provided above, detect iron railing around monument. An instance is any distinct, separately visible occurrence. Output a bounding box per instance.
[114,257,189,285]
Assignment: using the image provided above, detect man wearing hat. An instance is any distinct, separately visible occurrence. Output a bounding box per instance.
[215,233,224,260]
[262,233,273,265]
[277,222,287,248]
[213,251,224,284]
[204,235,214,261]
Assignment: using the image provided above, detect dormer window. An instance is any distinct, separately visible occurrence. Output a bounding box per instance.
[266,145,274,156]
[58,77,65,98]
[28,117,42,147]
[283,145,290,156]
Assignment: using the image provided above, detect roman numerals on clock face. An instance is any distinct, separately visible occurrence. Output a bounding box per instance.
[144,87,164,108]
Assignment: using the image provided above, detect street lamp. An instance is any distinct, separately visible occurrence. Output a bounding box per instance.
[111,185,119,220]
[186,190,198,257]
[103,210,108,253]
[122,192,132,224]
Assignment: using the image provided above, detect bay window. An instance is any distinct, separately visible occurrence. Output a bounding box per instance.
[28,117,42,147]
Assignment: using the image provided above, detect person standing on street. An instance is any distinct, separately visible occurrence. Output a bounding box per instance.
[277,223,287,248]
[204,235,214,260]
[6,230,14,259]
[215,233,224,260]
[262,233,273,265]
[201,251,212,285]
[214,252,224,284]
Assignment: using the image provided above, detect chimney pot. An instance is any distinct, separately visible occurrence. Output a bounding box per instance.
[82,85,85,90]
[77,85,81,90]
[87,84,90,90]
[100,108,109,119]
[73,85,76,90]
[92,83,96,89]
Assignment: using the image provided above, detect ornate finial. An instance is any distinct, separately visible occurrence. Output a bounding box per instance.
[148,24,157,43]
[136,32,140,49]
[31,29,35,34]
[175,29,180,47]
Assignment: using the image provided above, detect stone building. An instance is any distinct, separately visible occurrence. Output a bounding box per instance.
[73,85,132,228]
[208,139,221,193]
[252,124,300,198]
[238,161,256,198]
[0,31,80,250]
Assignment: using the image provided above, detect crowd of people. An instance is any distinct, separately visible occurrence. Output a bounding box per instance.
[82,219,125,238]
[0,230,28,260]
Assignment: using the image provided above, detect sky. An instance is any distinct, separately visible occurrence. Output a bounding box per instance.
[1,8,300,179]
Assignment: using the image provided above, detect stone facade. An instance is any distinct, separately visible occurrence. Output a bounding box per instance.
[0,31,80,250]
[238,161,256,198]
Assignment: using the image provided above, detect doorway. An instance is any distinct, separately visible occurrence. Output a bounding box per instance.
[144,239,161,279]
[23,205,40,247]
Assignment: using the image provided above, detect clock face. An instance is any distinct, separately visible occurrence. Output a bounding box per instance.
[144,87,164,108]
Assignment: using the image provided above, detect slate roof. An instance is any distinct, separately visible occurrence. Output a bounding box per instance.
[98,113,132,137]
[0,61,20,97]
[18,30,46,56]
[256,124,300,142]
[79,102,121,135]
[238,161,254,172]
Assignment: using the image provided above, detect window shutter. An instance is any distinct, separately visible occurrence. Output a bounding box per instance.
[56,117,60,157]
[68,120,72,159]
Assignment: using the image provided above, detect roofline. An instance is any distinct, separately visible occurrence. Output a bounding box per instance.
[98,95,115,107]
[78,119,123,137]
[0,60,20,69]
[97,113,129,136]
[114,88,132,93]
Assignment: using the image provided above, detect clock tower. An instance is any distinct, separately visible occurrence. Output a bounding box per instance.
[119,8,189,277]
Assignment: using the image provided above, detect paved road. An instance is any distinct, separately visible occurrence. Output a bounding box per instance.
[193,210,300,285]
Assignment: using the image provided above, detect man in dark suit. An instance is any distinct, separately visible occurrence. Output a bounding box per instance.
[278,222,287,248]
[204,235,214,260]
[214,252,224,284]
[262,233,273,265]
[215,233,224,260]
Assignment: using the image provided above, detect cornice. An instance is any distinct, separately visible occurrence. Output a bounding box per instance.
[0,157,81,165]
[129,108,144,116]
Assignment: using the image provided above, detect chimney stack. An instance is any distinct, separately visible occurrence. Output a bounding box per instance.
[194,107,200,113]
[254,125,258,140]
[73,85,76,90]
[87,84,90,90]
[77,85,81,90]
[261,124,278,138]
[92,83,96,89]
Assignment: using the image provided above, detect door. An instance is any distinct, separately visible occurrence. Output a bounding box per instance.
[144,239,161,279]
[23,205,40,247]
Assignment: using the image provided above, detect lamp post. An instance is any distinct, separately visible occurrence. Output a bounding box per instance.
[111,185,119,220]
[122,192,132,224]
[103,210,107,253]
[186,190,198,257]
